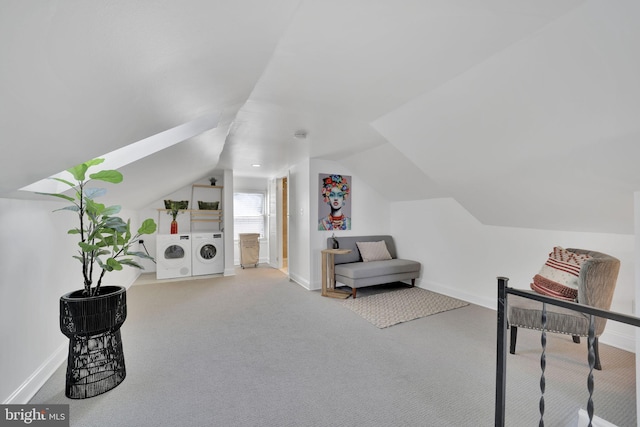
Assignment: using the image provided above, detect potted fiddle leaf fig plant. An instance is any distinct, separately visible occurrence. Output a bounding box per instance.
[40,158,157,399]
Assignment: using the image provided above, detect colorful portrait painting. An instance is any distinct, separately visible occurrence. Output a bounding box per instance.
[318,174,352,230]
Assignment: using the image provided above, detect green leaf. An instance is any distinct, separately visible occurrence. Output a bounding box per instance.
[90,170,123,184]
[115,233,126,246]
[125,219,132,242]
[51,177,76,188]
[98,235,114,247]
[106,258,123,271]
[38,192,75,203]
[86,229,101,243]
[84,188,107,199]
[85,158,105,168]
[119,259,144,269]
[67,163,89,181]
[104,217,127,231]
[67,229,81,235]
[102,205,121,216]
[78,242,99,252]
[85,199,106,216]
[96,257,109,271]
[126,251,153,259]
[138,218,157,235]
[53,205,79,213]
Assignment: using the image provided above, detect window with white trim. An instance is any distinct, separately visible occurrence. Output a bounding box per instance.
[233,192,265,240]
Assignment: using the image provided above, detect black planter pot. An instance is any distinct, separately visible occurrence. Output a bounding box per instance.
[59,286,127,399]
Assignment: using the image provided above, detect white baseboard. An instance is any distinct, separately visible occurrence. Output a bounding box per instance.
[420,280,636,353]
[577,408,618,427]
[599,329,636,353]
[420,279,496,311]
[289,272,310,290]
[5,274,146,404]
[3,343,67,404]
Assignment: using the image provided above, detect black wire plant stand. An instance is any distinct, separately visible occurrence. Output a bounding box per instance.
[60,286,127,399]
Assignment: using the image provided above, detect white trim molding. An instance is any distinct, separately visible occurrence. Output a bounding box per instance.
[3,344,67,404]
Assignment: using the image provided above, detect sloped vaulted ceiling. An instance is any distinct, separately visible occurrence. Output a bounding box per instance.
[1,1,639,233]
[371,0,640,233]
[0,0,301,206]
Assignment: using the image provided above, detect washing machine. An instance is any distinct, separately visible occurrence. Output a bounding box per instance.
[191,232,224,276]
[156,234,192,279]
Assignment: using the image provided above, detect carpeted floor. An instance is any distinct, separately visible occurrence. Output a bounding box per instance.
[340,287,469,328]
[30,267,636,426]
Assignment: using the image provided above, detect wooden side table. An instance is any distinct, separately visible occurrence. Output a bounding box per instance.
[321,249,352,298]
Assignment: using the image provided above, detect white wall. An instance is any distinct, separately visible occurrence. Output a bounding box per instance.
[234,176,268,193]
[391,198,636,351]
[222,169,235,275]
[287,160,311,288]
[0,198,145,403]
[307,159,392,290]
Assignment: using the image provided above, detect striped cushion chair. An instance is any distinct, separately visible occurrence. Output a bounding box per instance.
[507,248,620,370]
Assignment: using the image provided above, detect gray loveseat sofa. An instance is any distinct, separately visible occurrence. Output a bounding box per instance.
[327,235,421,298]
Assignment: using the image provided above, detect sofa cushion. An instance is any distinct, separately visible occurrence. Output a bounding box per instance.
[328,235,398,264]
[530,246,590,301]
[356,240,392,262]
[335,259,420,280]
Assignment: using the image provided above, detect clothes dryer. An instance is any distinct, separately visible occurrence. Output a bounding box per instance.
[156,234,192,279]
[191,232,224,276]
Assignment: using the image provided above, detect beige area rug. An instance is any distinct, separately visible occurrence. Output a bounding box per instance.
[340,287,469,328]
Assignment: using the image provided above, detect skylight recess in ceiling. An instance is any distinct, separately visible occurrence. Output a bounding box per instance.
[20,112,220,194]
